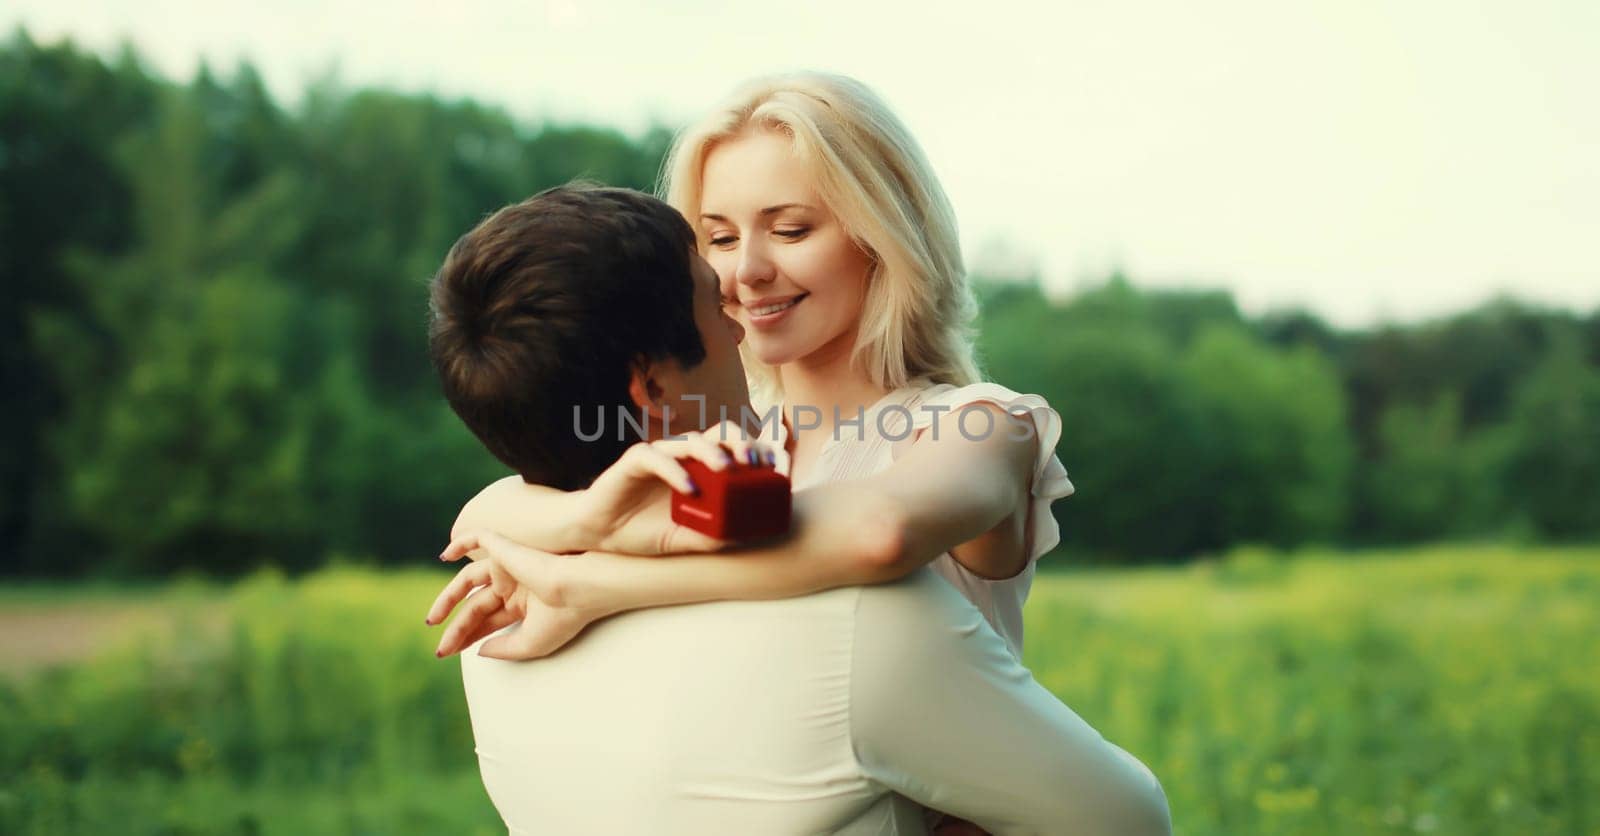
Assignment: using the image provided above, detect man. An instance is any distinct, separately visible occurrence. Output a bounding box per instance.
[426,184,1171,835]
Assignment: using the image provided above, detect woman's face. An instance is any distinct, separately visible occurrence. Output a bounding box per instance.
[698,130,876,369]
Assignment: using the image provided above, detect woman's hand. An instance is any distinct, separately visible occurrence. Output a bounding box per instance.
[576,421,786,556]
[428,535,607,660]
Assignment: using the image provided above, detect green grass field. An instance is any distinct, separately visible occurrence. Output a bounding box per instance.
[3,545,1596,835]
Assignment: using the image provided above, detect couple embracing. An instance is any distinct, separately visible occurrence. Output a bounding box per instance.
[422,72,1171,836]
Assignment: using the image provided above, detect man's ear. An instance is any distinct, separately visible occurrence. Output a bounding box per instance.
[627,358,672,423]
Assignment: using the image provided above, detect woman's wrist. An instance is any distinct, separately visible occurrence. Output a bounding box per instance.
[558,488,608,553]
[455,477,596,555]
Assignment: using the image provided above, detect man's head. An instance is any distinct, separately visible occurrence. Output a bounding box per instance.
[429,184,749,490]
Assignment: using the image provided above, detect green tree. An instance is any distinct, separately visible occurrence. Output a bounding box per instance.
[981,305,1213,561]
[1501,333,1600,539]
[9,32,1596,577]
[1179,326,1353,550]
[1363,392,1506,542]
[1,31,157,573]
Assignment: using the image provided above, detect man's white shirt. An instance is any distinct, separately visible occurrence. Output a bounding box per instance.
[460,566,1168,836]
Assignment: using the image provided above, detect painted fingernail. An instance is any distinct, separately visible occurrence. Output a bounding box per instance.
[766,450,776,466]
[435,649,444,658]
[688,479,699,495]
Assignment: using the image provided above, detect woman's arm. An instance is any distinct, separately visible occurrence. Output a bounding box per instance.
[452,475,592,554]
[449,429,768,556]
[442,402,1038,618]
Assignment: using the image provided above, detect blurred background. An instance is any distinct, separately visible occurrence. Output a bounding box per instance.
[2,2,1595,834]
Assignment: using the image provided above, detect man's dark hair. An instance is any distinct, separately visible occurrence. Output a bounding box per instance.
[428,183,704,490]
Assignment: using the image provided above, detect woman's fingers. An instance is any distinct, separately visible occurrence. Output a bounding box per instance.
[641,420,784,473]
[477,605,595,661]
[477,622,557,661]
[703,419,785,468]
[701,420,748,461]
[435,588,504,657]
[680,432,734,470]
[470,530,559,593]
[440,529,553,566]
[661,524,727,554]
[477,616,572,661]
[444,530,533,565]
[718,437,782,469]
[701,419,750,444]
[485,556,525,601]
[427,561,491,625]
[630,445,699,493]
[637,433,728,471]
[616,420,785,496]
[668,419,784,470]
[439,532,483,563]
[724,437,755,466]
[444,606,520,656]
[437,529,555,601]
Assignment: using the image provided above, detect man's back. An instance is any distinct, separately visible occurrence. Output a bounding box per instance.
[462,581,916,834]
[461,568,1170,836]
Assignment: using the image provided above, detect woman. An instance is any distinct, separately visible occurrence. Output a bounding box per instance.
[443,71,1071,650]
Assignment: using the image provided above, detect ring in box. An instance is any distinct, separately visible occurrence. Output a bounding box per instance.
[671,452,791,541]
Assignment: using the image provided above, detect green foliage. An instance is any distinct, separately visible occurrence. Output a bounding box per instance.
[4,34,658,576]
[0,569,500,834]
[1500,333,1600,539]
[1365,393,1508,541]
[980,285,1353,560]
[984,318,1213,559]
[1026,545,1600,835]
[1180,326,1352,549]
[61,272,319,570]
[2,31,159,573]
[975,276,1598,561]
[2,548,1595,833]
[4,32,1598,575]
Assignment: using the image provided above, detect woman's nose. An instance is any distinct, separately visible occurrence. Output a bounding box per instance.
[735,239,777,287]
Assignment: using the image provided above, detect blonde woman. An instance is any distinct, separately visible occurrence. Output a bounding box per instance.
[440,72,1073,659]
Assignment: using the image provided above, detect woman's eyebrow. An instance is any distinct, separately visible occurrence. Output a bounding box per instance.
[700,203,814,222]
[758,203,812,215]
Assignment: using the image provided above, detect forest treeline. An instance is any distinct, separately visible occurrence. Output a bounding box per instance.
[3,31,1596,576]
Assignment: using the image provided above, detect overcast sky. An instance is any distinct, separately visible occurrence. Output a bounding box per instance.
[9,0,1596,328]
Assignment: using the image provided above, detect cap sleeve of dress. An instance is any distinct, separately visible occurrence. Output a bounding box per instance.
[900,382,1076,564]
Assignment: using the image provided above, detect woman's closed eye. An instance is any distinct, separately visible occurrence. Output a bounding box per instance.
[708,227,807,248]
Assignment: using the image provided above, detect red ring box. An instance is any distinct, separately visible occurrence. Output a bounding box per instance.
[671,453,792,541]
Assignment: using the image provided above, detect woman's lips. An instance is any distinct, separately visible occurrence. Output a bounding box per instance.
[747,294,807,329]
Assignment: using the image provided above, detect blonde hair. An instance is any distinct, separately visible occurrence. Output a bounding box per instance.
[660,72,981,405]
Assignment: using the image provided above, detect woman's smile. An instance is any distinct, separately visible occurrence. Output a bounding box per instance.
[746,293,809,327]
